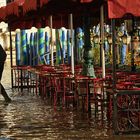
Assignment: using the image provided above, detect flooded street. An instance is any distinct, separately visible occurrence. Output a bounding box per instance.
[0,62,140,140]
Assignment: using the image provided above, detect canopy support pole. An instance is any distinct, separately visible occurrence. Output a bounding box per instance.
[111,19,116,89]
[100,5,105,78]
[69,14,74,75]
[131,17,136,72]
[49,15,54,66]
[9,27,14,88]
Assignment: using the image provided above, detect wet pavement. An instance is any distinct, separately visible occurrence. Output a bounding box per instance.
[0,62,140,140]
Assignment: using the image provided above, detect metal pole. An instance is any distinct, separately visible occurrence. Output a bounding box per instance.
[70,14,74,75]
[131,17,136,72]
[9,27,14,88]
[111,19,116,89]
[82,13,96,77]
[100,5,105,78]
[49,15,54,66]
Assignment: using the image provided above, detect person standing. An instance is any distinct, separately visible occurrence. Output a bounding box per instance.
[0,44,11,102]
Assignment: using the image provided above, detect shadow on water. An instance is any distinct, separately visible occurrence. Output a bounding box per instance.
[0,62,140,139]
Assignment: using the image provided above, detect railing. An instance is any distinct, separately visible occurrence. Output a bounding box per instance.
[113,90,140,134]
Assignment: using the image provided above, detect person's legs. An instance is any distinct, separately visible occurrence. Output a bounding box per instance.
[0,83,11,102]
[0,62,11,102]
[0,62,4,81]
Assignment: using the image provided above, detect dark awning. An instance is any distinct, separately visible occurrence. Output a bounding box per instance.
[0,0,37,20]
[0,6,6,21]
[80,0,95,3]
[40,0,49,7]
[1,0,103,30]
[22,0,37,14]
[108,0,140,19]
[5,0,25,17]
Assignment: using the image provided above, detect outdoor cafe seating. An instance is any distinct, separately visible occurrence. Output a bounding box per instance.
[12,64,107,112]
[10,63,140,134]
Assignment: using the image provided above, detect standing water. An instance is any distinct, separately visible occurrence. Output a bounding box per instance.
[0,61,140,140]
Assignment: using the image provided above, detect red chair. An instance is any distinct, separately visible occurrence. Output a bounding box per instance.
[27,66,38,94]
[116,71,127,82]
[52,70,77,108]
[116,81,134,90]
[36,65,56,98]
[12,65,30,92]
[52,73,65,107]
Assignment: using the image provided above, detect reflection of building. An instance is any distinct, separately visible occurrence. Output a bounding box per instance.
[0,0,8,50]
[0,0,6,6]
[0,22,8,50]
[0,0,15,59]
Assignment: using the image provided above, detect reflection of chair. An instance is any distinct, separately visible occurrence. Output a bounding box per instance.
[64,73,77,108]
[75,75,89,112]
[90,78,104,117]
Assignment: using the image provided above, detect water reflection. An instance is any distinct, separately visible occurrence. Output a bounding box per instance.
[0,62,140,139]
